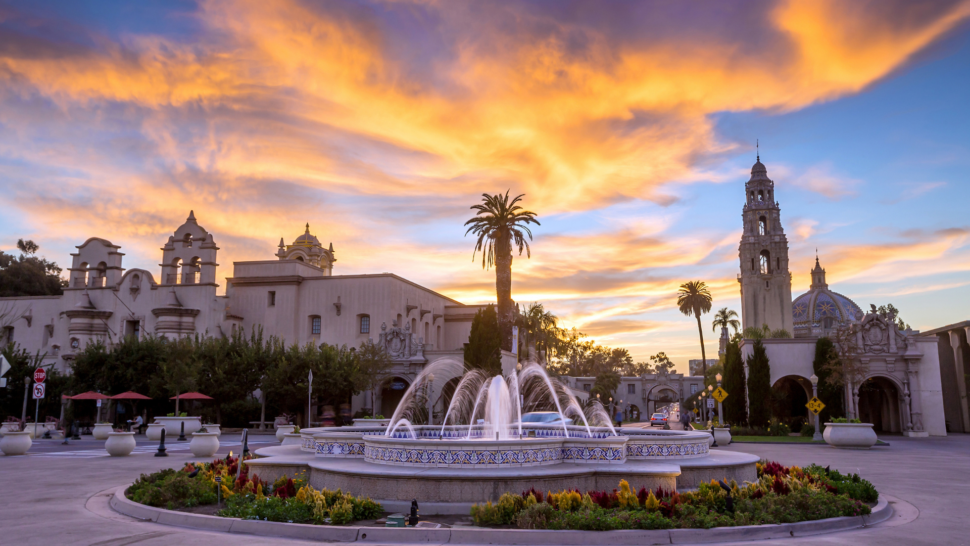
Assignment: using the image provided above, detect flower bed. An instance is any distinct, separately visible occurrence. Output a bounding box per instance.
[126,455,382,525]
[470,460,876,530]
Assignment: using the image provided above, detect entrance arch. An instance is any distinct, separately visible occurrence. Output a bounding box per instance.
[771,375,811,431]
[380,376,411,418]
[647,386,678,417]
[858,376,902,433]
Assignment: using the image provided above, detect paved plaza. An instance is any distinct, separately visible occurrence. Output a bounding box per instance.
[0,433,966,545]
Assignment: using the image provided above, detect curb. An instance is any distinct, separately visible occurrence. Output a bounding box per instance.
[110,485,892,545]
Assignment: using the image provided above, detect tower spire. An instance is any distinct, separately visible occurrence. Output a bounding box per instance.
[756,139,760,162]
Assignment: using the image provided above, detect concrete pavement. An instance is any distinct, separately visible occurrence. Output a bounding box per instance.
[0,432,966,545]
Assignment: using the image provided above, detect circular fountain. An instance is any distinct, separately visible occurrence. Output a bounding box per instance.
[249,360,758,508]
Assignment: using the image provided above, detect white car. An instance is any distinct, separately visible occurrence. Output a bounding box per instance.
[517,412,574,426]
[650,413,668,426]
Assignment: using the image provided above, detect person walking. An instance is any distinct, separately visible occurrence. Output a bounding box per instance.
[614,408,623,428]
[680,410,692,431]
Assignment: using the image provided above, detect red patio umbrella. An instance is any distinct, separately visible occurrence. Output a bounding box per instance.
[170,392,214,416]
[65,391,111,423]
[111,391,151,400]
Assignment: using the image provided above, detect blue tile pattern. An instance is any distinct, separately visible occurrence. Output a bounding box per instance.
[626,441,708,458]
[364,444,562,466]
[316,440,366,457]
[561,446,624,462]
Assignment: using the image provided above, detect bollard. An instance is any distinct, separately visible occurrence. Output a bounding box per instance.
[155,428,168,457]
[408,499,420,526]
[178,421,186,442]
[242,429,250,458]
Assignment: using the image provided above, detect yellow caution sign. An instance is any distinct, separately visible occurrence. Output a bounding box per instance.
[712,387,728,403]
[806,397,826,415]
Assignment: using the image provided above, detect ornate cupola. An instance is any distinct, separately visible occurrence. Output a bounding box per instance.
[738,148,794,334]
[276,223,336,275]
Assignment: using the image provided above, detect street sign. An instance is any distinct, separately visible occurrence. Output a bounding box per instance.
[34,367,46,383]
[0,355,10,378]
[97,399,102,407]
[806,397,826,415]
[706,398,715,409]
[712,387,728,403]
[33,383,45,399]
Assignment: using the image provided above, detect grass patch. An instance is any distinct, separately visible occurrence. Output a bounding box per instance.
[731,436,824,443]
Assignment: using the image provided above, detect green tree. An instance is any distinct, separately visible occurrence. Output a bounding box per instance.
[623,361,654,376]
[649,352,675,374]
[745,339,771,427]
[516,302,559,362]
[876,304,909,330]
[464,305,502,376]
[152,337,199,415]
[465,191,540,351]
[813,337,845,422]
[722,339,747,426]
[356,339,393,415]
[0,239,65,297]
[711,307,741,335]
[589,370,621,406]
[0,344,67,424]
[677,281,713,379]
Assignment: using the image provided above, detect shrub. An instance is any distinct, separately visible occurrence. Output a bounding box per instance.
[800,423,815,437]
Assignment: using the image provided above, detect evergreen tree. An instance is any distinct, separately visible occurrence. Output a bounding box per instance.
[722,339,747,426]
[464,305,502,376]
[812,337,845,422]
[746,339,771,427]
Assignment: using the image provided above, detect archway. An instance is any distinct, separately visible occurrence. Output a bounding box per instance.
[627,404,641,423]
[380,376,411,418]
[771,375,811,431]
[648,386,677,417]
[858,376,902,433]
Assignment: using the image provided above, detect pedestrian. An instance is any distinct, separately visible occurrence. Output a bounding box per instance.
[680,410,692,431]
[614,409,623,428]
[128,414,145,435]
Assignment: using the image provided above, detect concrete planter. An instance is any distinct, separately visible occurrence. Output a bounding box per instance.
[823,422,878,449]
[202,424,221,437]
[190,432,220,458]
[0,431,32,455]
[105,432,136,456]
[0,423,20,435]
[713,427,732,445]
[281,433,302,447]
[146,423,165,441]
[92,423,114,441]
[276,425,296,442]
[153,416,202,437]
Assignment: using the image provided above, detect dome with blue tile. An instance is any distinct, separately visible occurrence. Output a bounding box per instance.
[792,257,863,336]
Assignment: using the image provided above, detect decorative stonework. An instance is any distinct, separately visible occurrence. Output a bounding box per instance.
[378,321,424,363]
[364,442,563,467]
[626,440,709,459]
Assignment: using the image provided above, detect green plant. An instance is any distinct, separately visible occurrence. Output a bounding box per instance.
[800,423,815,437]
[830,417,862,424]
[766,419,791,437]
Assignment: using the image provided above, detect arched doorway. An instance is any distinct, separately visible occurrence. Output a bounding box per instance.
[627,404,641,423]
[858,376,902,433]
[771,375,811,431]
[380,376,411,418]
[648,386,677,417]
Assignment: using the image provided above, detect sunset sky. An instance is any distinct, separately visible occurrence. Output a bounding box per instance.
[1,1,969,372]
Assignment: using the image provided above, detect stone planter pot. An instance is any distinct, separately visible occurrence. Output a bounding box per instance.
[276,424,296,442]
[189,432,220,458]
[105,432,136,456]
[713,427,732,446]
[823,422,878,449]
[146,423,165,442]
[152,416,202,437]
[281,433,302,447]
[0,423,21,435]
[92,423,114,441]
[0,431,32,456]
[202,424,221,437]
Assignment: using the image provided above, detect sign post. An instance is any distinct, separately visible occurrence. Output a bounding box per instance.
[307,370,313,429]
[33,368,46,438]
[712,384,728,426]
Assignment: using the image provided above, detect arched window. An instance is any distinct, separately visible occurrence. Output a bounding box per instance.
[757,190,764,202]
[95,262,107,287]
[749,191,754,202]
[751,258,755,271]
[169,257,182,285]
[295,256,304,262]
[823,317,834,329]
[424,322,430,345]
[759,250,771,274]
[360,315,370,334]
[411,317,417,334]
[182,233,193,247]
[758,216,768,235]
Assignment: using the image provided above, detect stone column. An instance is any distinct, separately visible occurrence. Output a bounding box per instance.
[906,358,924,432]
[901,380,913,432]
[950,330,970,432]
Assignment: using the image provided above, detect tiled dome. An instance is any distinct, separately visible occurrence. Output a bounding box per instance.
[792,257,862,328]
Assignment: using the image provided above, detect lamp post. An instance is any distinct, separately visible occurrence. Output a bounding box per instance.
[715,373,723,427]
[810,374,822,441]
[707,384,714,425]
[699,391,706,423]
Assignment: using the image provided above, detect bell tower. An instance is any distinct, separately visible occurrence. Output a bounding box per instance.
[738,152,793,333]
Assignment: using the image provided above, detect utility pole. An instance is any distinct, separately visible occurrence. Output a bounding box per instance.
[21,376,29,424]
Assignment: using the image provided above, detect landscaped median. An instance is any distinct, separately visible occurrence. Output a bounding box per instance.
[111,457,892,543]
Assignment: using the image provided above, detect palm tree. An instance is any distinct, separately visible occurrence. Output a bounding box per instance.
[517,302,559,362]
[677,281,713,378]
[465,191,540,351]
[711,307,741,335]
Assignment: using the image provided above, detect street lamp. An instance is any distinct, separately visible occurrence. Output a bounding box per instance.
[715,373,723,428]
[810,374,822,441]
[699,391,707,423]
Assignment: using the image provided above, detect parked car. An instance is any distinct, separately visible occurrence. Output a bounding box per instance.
[650,413,668,426]
[517,412,574,426]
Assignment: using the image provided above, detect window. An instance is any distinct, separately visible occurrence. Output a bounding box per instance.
[70,338,80,350]
[776,257,780,271]
[584,384,591,392]
[751,258,755,271]
[125,320,140,339]
[757,190,764,201]
[758,216,767,235]
[759,250,771,274]
[1,326,12,344]
[690,384,698,394]
[627,384,636,394]
[268,291,276,307]
[360,315,370,334]
[311,316,321,335]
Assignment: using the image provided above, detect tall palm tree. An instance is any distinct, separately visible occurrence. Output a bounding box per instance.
[465,191,540,351]
[711,307,741,335]
[677,281,713,378]
[517,302,559,362]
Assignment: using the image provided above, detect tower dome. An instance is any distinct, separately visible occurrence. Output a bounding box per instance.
[276,223,336,275]
[792,257,863,337]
